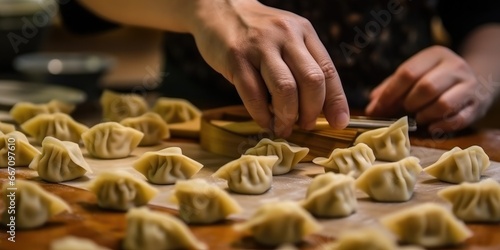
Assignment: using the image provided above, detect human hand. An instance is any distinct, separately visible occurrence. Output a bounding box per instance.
[190,0,349,137]
[366,45,495,133]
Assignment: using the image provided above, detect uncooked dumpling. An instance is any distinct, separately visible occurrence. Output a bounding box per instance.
[355,156,422,202]
[88,171,158,211]
[120,112,170,146]
[0,131,40,167]
[313,143,375,178]
[133,147,203,184]
[100,89,148,122]
[21,113,89,144]
[29,136,93,183]
[10,99,75,124]
[245,138,309,175]
[50,236,111,250]
[354,116,410,161]
[234,201,321,246]
[0,121,15,134]
[380,203,472,247]
[212,155,278,194]
[438,178,500,222]
[301,172,357,218]
[170,179,242,224]
[82,122,144,159]
[424,146,490,183]
[123,207,207,250]
[1,180,71,229]
[152,97,201,123]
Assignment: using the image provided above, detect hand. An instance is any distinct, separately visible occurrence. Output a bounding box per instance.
[366,45,495,133]
[190,0,349,137]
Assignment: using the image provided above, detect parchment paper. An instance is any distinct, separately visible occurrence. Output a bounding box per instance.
[60,142,500,238]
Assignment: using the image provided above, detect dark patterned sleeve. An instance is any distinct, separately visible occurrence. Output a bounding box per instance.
[58,0,119,34]
[437,0,500,49]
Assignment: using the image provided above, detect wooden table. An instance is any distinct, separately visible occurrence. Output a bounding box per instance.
[1,117,499,250]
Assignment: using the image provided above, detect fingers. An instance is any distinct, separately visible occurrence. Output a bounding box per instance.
[260,51,299,137]
[366,47,443,116]
[304,32,350,129]
[415,82,477,131]
[231,60,273,130]
[282,41,326,130]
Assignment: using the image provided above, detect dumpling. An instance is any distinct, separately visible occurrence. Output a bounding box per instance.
[379,203,472,247]
[152,97,201,124]
[29,136,93,183]
[355,156,422,202]
[234,201,321,246]
[312,143,375,178]
[1,180,71,229]
[438,178,500,222]
[212,155,279,194]
[318,227,423,250]
[424,146,490,183]
[244,138,309,175]
[133,147,203,184]
[0,131,40,168]
[123,207,207,250]
[88,171,158,211]
[10,99,75,125]
[354,116,410,162]
[300,172,357,218]
[50,236,111,250]
[21,113,89,144]
[82,122,144,159]
[100,89,148,122]
[120,112,170,146]
[0,121,15,134]
[170,179,242,224]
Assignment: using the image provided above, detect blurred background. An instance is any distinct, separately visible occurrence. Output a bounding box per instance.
[0,0,498,128]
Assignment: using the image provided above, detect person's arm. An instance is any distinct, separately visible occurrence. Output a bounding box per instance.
[366,2,500,133]
[77,0,350,137]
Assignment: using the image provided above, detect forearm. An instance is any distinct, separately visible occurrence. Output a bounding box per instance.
[460,24,500,99]
[77,0,243,34]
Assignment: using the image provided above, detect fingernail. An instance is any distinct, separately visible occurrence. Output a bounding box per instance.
[301,120,316,131]
[366,100,378,114]
[334,112,349,129]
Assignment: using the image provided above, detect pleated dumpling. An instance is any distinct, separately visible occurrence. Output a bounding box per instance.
[234,201,321,246]
[100,89,148,122]
[313,143,375,178]
[50,236,111,250]
[354,116,410,162]
[133,147,203,184]
[152,97,201,124]
[29,137,93,183]
[123,207,207,250]
[424,146,490,183]
[0,121,15,134]
[170,179,242,224]
[245,138,309,175]
[212,155,279,194]
[21,113,89,144]
[0,131,40,167]
[438,178,500,222]
[380,203,472,247]
[82,122,144,159]
[120,112,170,146]
[1,180,71,229]
[301,172,357,218]
[88,171,158,211]
[10,99,75,125]
[355,156,422,202]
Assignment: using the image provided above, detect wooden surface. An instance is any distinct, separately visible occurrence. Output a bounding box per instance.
[1,108,500,250]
